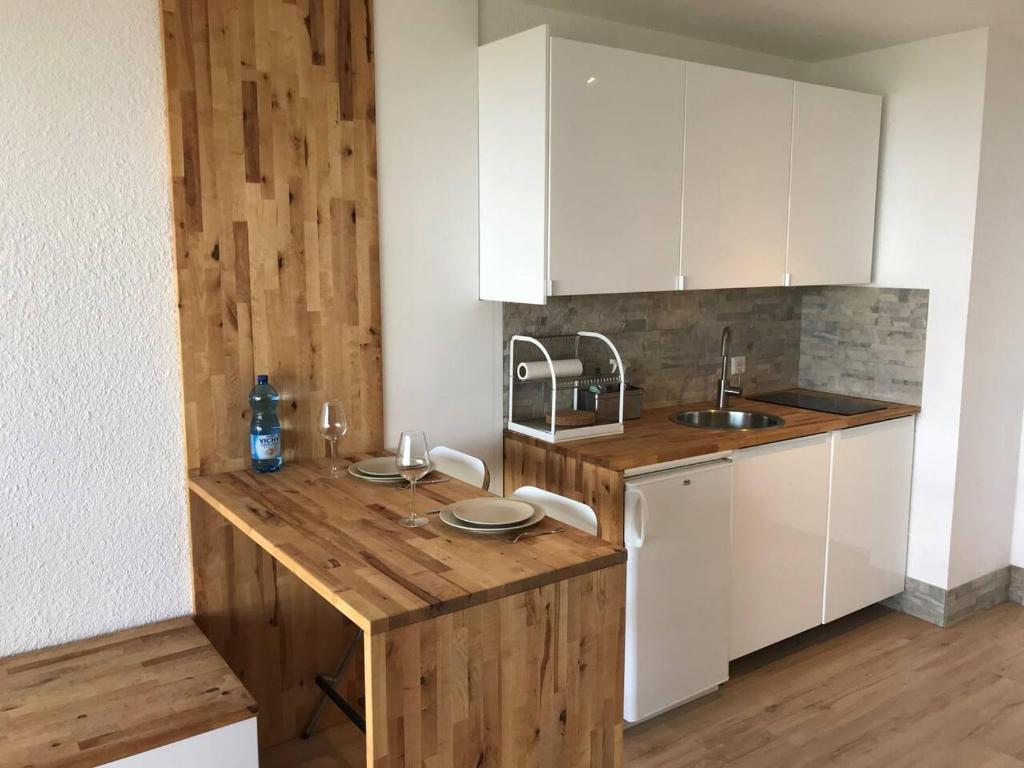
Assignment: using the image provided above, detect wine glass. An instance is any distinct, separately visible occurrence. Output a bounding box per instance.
[395,430,431,528]
[319,400,349,478]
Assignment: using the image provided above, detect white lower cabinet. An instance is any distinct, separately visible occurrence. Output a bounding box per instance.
[100,719,258,768]
[823,417,915,622]
[731,435,830,660]
[729,418,916,660]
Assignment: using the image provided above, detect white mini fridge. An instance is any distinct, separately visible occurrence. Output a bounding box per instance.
[623,458,733,724]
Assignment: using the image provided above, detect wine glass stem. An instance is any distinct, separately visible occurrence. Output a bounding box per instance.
[410,481,417,521]
[330,438,338,474]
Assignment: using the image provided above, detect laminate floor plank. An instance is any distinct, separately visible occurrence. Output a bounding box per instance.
[624,603,1024,768]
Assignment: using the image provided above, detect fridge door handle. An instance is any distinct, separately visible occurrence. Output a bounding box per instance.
[624,487,648,548]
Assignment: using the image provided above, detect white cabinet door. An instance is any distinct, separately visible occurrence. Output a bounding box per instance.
[101,719,258,767]
[824,417,915,623]
[478,26,550,304]
[548,39,685,296]
[681,64,793,290]
[788,83,882,286]
[731,435,830,659]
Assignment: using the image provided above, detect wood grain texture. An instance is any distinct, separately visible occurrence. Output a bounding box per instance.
[190,458,626,634]
[506,394,919,473]
[364,565,626,768]
[191,494,363,749]
[162,0,382,477]
[0,618,256,768]
[624,603,1024,767]
[504,436,625,546]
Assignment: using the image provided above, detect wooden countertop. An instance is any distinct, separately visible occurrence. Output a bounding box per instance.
[189,457,625,633]
[506,390,919,472]
[0,618,256,768]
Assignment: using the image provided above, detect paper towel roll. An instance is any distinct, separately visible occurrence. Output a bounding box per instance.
[516,358,584,381]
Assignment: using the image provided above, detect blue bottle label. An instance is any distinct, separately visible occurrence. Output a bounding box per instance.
[251,433,281,460]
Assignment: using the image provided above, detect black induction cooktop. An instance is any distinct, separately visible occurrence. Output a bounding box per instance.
[749,389,887,416]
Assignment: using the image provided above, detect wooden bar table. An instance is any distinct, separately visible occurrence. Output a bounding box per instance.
[188,457,627,767]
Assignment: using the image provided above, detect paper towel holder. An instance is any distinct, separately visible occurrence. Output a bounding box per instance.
[507,331,626,443]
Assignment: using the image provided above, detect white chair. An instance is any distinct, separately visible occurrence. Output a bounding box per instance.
[511,486,598,536]
[431,446,491,490]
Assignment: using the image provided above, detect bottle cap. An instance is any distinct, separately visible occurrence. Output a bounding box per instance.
[256,374,269,385]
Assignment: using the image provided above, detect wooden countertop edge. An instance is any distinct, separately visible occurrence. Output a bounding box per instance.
[369,549,627,632]
[188,482,626,634]
[504,398,921,472]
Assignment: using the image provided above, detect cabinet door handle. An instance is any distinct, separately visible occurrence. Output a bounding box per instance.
[624,488,648,548]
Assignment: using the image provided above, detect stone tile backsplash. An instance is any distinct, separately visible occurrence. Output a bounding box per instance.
[503,286,928,419]
[799,286,929,405]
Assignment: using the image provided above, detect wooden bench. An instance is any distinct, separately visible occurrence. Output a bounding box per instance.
[0,618,257,768]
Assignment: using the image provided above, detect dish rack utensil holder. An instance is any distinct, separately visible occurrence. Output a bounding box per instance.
[508,331,626,443]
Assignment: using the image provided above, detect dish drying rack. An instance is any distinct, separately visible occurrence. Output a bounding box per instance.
[508,331,625,443]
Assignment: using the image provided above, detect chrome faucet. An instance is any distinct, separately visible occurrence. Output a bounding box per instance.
[717,326,742,409]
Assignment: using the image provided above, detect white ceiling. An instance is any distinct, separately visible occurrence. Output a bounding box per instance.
[515,0,1023,61]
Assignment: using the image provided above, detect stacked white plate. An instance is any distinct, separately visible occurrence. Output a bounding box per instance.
[439,498,545,534]
[348,457,406,483]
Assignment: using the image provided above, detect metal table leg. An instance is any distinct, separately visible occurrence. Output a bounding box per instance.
[301,628,364,738]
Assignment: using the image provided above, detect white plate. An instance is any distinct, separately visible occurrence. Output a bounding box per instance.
[450,498,535,526]
[440,504,545,534]
[347,465,403,483]
[352,457,402,478]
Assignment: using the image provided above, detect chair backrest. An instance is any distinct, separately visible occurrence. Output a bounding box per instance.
[511,486,598,536]
[431,446,490,490]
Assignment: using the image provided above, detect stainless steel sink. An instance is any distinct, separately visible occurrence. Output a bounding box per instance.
[670,409,785,430]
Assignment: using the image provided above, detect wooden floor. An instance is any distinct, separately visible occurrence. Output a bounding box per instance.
[261,722,365,768]
[625,603,1024,767]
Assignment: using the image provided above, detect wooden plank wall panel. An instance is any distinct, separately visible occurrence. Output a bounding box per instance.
[364,565,627,768]
[504,436,626,546]
[162,0,382,476]
[190,492,365,749]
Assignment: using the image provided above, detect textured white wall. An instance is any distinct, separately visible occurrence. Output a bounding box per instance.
[812,30,989,590]
[0,1,190,654]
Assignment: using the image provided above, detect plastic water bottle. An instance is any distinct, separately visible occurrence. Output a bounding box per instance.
[249,375,282,473]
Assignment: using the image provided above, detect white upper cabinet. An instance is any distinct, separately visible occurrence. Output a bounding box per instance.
[680,64,794,290]
[478,29,883,301]
[548,39,685,297]
[479,26,550,304]
[478,27,685,303]
[787,83,882,287]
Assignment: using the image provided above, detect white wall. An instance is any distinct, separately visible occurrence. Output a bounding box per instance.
[812,30,990,589]
[951,27,1024,584]
[0,1,189,654]
[1014,430,1024,567]
[1013,409,1024,566]
[375,1,503,489]
[479,0,811,78]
